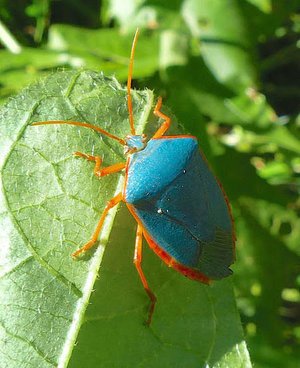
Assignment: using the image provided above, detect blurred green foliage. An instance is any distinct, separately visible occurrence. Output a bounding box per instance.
[0,0,299,367]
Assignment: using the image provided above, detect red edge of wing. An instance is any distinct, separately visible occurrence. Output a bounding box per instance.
[152,135,197,140]
[126,204,211,285]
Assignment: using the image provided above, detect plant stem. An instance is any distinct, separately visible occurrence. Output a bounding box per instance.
[0,19,22,54]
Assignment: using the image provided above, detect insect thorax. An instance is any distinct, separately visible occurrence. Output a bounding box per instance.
[124,134,147,155]
[125,137,198,204]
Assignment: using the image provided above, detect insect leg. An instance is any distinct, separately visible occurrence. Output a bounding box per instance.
[72,192,123,257]
[73,152,126,177]
[152,97,171,138]
[134,224,157,325]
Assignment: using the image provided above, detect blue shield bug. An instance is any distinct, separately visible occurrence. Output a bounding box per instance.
[32,29,235,324]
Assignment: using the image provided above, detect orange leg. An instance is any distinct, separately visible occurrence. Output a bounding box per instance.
[72,192,123,257]
[73,152,126,177]
[152,97,172,139]
[134,224,157,325]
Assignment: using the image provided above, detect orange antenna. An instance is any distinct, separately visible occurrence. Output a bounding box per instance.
[32,120,125,145]
[127,28,139,136]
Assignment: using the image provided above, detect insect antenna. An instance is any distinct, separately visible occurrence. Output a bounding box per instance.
[32,29,140,144]
[127,28,139,136]
[32,120,125,145]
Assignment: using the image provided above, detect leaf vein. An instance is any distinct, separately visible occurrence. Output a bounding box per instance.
[0,256,34,280]
[0,99,40,175]
[203,287,217,366]
[0,318,57,367]
[0,303,72,322]
[1,184,82,297]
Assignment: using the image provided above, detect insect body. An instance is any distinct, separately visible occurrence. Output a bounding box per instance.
[32,29,235,324]
[125,135,234,283]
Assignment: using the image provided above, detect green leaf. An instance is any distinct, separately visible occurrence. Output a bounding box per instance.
[245,0,272,14]
[67,206,252,368]
[103,0,185,31]
[182,0,258,91]
[0,27,160,105]
[0,70,251,367]
[213,148,300,367]
[234,204,300,368]
[47,25,160,80]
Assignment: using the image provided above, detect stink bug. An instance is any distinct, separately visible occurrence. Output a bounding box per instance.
[32,29,235,324]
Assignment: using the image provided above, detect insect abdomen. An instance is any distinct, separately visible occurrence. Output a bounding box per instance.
[128,146,235,280]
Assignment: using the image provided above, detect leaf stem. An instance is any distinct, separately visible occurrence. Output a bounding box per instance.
[0,18,22,54]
